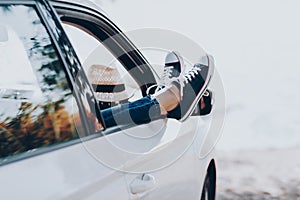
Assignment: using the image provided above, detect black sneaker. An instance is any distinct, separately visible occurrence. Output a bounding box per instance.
[167,55,215,121]
[146,51,184,95]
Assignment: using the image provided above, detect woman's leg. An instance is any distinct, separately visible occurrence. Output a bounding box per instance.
[100,53,213,128]
[101,85,180,128]
[153,85,180,115]
[101,96,162,128]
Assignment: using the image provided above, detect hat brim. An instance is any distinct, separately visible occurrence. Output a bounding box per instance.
[95,86,136,102]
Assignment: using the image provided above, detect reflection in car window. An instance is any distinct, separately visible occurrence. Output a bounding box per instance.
[0,5,79,160]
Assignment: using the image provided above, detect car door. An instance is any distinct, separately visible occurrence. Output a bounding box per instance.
[122,50,207,200]
[0,1,128,199]
[49,1,208,199]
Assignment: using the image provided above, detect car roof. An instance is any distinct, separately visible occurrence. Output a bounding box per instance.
[2,0,108,17]
[49,0,108,17]
[1,0,110,24]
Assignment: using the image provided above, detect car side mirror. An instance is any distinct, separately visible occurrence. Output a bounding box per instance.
[0,25,8,43]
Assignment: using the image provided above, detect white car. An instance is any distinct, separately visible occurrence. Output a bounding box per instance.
[0,0,217,199]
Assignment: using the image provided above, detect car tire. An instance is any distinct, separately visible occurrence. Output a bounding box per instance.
[200,168,216,200]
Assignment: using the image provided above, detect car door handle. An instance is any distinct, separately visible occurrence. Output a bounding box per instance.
[130,174,156,194]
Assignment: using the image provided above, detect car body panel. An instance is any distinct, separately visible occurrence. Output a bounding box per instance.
[0,136,129,199]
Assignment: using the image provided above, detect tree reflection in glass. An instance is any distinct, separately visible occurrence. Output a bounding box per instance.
[0,5,78,159]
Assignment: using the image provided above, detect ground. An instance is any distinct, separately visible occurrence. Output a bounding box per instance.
[216,147,300,200]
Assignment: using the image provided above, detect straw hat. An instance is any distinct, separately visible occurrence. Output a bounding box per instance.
[88,65,134,108]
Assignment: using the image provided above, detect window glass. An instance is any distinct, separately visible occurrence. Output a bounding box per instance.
[0,5,79,160]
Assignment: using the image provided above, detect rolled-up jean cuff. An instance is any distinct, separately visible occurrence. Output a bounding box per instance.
[101,96,164,128]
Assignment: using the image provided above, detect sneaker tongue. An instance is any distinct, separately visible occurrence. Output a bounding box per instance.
[165,51,184,75]
[165,62,181,75]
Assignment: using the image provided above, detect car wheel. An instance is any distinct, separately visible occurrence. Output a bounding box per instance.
[200,169,216,200]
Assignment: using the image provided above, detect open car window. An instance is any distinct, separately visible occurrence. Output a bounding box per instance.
[62,23,143,102]
[52,3,160,133]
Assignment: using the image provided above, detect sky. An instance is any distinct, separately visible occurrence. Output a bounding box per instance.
[0,7,38,87]
[98,0,300,150]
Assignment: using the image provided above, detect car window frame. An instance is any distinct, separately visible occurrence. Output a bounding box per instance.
[37,0,106,132]
[50,1,164,134]
[50,0,157,97]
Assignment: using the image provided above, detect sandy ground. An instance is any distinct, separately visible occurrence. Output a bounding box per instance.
[216,147,300,200]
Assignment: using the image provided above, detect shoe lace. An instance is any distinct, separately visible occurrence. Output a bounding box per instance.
[183,67,202,85]
[146,66,175,95]
[176,66,202,98]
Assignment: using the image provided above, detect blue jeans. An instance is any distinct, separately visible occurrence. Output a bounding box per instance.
[101,96,164,128]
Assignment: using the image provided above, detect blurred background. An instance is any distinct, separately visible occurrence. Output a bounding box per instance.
[93,0,300,199]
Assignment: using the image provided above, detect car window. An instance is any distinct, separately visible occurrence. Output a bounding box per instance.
[0,5,80,161]
[62,22,143,105]
[52,6,157,132]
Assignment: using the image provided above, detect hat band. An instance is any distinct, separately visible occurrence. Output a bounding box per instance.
[94,91,129,102]
[92,84,125,93]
